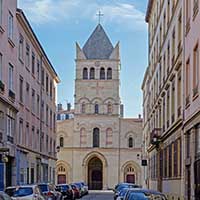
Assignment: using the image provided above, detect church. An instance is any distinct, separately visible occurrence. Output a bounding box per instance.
[56,24,143,190]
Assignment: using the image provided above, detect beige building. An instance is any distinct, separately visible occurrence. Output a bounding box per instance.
[143,0,184,199]
[0,0,59,189]
[143,0,200,199]
[56,24,143,190]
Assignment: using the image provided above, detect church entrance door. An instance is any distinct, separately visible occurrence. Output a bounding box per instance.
[88,157,103,190]
[126,174,135,184]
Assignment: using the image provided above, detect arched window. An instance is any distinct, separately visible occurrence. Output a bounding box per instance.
[60,137,64,147]
[107,68,112,79]
[107,103,112,114]
[83,68,88,79]
[93,128,100,147]
[128,137,133,148]
[100,68,105,80]
[95,104,99,114]
[90,67,95,79]
[81,102,86,113]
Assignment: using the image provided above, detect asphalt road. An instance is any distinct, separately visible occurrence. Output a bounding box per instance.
[80,191,114,200]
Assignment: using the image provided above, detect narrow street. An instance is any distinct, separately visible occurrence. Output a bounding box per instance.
[81,191,114,200]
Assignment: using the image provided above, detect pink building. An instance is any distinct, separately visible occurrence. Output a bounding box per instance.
[0,0,60,189]
[184,0,200,199]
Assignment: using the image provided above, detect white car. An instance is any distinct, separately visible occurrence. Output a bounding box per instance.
[11,185,45,200]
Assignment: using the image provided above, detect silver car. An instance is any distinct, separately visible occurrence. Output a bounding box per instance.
[12,185,45,200]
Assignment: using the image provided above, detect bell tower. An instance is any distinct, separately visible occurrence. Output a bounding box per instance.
[74,24,121,116]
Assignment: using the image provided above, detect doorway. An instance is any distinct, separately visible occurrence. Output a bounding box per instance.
[88,157,103,190]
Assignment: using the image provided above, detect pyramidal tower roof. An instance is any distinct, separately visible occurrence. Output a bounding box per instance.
[82,24,114,59]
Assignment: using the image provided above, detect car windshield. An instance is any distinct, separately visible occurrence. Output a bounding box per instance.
[38,185,48,192]
[119,189,128,197]
[129,192,148,200]
[13,187,33,197]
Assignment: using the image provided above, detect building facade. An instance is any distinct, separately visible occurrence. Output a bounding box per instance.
[56,24,143,189]
[0,0,59,190]
[143,0,184,199]
[143,0,200,199]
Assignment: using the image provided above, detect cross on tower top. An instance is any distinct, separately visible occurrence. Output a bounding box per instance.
[96,10,104,24]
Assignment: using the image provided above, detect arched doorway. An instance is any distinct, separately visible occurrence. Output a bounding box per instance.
[124,166,135,184]
[88,157,103,190]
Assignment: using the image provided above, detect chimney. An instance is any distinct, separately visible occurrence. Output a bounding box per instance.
[120,104,124,118]
[67,103,71,111]
[57,103,63,111]
[138,114,141,119]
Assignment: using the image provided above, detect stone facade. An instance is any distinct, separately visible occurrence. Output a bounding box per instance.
[56,24,143,189]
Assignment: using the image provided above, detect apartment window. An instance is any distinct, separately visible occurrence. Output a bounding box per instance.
[8,11,13,40]
[50,80,53,98]
[7,115,14,138]
[46,135,48,152]
[19,76,23,103]
[32,126,35,149]
[164,147,168,177]
[46,105,48,125]
[41,68,44,86]
[107,103,112,114]
[168,144,172,177]
[174,140,178,177]
[172,28,175,64]
[193,44,199,92]
[46,74,48,94]
[167,0,170,25]
[167,89,170,127]
[128,137,134,148]
[178,12,182,45]
[94,104,99,114]
[0,53,2,80]
[177,70,182,114]
[19,34,24,61]
[171,80,175,123]
[107,68,112,79]
[25,123,29,147]
[8,63,13,91]
[59,137,64,147]
[186,0,191,20]
[50,110,52,128]
[19,119,23,145]
[32,52,35,75]
[37,94,40,116]
[100,68,105,80]
[26,83,30,107]
[0,0,2,26]
[37,60,40,81]
[195,125,200,155]
[32,89,35,113]
[186,132,190,158]
[25,43,30,68]
[186,59,190,98]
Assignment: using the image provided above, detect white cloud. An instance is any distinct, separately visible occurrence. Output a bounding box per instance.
[18,0,147,31]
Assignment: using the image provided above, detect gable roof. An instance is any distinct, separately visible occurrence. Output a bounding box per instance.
[82,24,114,59]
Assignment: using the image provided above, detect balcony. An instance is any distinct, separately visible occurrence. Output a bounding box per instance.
[9,90,15,100]
[7,135,14,143]
[0,80,5,92]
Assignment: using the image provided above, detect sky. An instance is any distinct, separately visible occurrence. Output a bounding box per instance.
[18,0,148,118]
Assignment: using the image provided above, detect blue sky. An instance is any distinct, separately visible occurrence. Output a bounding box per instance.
[18,0,148,118]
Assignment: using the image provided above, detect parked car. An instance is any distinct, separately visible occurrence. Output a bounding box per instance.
[79,182,88,195]
[114,183,141,200]
[116,188,129,200]
[56,184,74,200]
[70,184,80,199]
[123,189,167,200]
[73,183,84,197]
[38,183,62,200]
[0,191,12,200]
[12,185,45,200]
[5,186,18,197]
